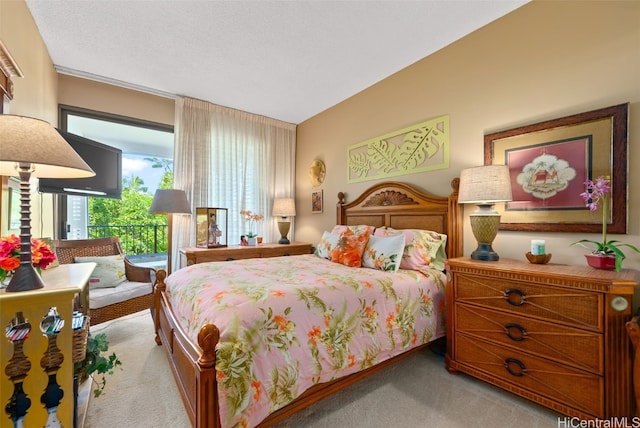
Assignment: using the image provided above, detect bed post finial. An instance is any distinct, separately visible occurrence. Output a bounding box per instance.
[451,177,460,194]
[337,191,346,225]
[198,324,220,368]
[447,177,463,259]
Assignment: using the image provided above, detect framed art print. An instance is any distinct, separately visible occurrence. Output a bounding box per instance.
[312,190,323,213]
[484,103,628,233]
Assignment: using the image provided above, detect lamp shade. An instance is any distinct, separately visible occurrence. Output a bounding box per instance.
[458,165,512,204]
[272,198,296,217]
[0,115,95,292]
[149,189,191,214]
[0,115,95,178]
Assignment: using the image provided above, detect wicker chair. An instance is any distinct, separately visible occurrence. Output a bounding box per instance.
[53,237,156,326]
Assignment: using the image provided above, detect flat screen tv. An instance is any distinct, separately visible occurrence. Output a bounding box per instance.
[38,130,122,199]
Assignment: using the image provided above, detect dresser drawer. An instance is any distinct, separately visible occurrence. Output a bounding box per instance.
[261,245,310,258]
[455,304,602,374]
[453,272,602,331]
[455,332,603,418]
[197,248,262,262]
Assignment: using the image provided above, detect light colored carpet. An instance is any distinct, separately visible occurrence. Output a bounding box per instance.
[85,311,560,428]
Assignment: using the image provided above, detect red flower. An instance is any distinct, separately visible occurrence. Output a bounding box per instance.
[0,234,57,280]
[273,315,289,331]
[0,256,20,272]
[307,326,322,345]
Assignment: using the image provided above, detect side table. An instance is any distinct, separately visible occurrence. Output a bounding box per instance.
[1,262,95,428]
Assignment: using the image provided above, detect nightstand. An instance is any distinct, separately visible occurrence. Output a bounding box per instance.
[445,257,640,420]
[179,241,312,268]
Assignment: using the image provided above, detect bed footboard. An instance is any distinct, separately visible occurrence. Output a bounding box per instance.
[154,270,221,428]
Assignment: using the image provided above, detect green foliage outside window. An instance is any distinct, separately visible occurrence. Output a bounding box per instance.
[88,157,174,255]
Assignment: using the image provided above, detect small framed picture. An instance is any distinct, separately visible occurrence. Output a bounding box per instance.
[312,190,323,213]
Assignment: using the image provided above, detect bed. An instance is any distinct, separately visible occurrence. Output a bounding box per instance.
[153,180,462,428]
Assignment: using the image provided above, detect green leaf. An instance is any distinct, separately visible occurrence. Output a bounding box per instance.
[348,153,370,178]
[75,332,122,398]
[367,139,397,173]
[396,127,438,170]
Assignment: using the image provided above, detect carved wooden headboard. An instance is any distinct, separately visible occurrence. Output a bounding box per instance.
[336,180,462,259]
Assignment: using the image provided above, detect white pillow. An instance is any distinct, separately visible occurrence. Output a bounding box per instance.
[314,231,340,259]
[362,234,405,272]
[75,254,127,289]
[375,227,448,272]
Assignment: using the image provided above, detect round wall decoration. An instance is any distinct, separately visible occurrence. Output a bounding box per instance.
[308,159,326,187]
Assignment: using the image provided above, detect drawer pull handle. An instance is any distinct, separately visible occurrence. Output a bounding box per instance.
[504,358,526,377]
[226,257,235,261]
[504,323,527,341]
[503,288,526,306]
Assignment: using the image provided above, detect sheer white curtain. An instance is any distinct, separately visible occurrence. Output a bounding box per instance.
[172,96,296,272]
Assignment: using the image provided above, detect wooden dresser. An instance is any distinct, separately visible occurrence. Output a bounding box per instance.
[179,241,312,268]
[445,257,640,420]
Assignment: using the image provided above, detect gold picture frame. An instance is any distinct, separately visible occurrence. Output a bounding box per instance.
[484,103,628,233]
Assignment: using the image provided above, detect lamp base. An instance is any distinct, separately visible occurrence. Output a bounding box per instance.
[469,207,501,262]
[6,264,45,292]
[470,243,500,261]
[277,221,291,245]
[6,164,46,292]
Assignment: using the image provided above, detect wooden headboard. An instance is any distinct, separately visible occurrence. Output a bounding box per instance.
[336,180,462,259]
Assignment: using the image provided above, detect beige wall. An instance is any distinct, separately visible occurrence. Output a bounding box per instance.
[1,0,59,238]
[296,0,640,270]
[0,1,174,238]
[0,0,58,121]
[58,75,174,126]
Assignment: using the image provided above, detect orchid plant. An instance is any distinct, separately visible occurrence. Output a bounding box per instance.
[240,210,264,238]
[571,176,640,271]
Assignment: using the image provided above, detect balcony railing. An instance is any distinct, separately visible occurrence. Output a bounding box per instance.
[87,224,168,256]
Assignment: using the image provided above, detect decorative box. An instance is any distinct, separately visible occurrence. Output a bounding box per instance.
[196,207,228,248]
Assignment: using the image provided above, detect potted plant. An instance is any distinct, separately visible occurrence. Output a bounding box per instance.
[240,209,264,245]
[75,332,122,398]
[571,176,640,271]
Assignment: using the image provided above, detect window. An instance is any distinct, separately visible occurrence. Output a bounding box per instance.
[56,106,173,258]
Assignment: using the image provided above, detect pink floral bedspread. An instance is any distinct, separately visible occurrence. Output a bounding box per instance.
[166,254,446,428]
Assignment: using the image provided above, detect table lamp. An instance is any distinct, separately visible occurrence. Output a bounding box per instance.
[458,165,512,261]
[272,198,296,244]
[149,189,191,274]
[0,115,95,292]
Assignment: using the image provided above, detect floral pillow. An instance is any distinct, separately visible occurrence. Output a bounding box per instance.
[362,234,405,272]
[330,228,372,268]
[74,254,127,289]
[315,231,340,259]
[331,224,376,237]
[375,227,448,271]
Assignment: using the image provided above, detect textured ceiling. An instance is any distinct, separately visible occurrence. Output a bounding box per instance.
[26,0,528,124]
